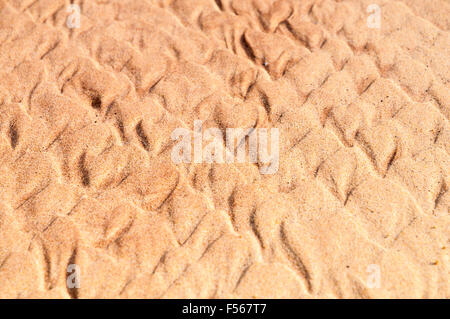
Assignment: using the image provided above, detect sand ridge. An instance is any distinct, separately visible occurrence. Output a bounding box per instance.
[0,0,448,298]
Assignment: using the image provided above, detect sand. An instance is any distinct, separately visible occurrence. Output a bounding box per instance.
[0,0,448,299]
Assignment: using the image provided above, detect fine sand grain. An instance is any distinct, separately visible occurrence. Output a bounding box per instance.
[0,0,448,298]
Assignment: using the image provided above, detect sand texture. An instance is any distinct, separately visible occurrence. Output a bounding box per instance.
[0,0,449,298]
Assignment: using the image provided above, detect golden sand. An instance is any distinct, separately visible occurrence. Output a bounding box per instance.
[0,0,448,298]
